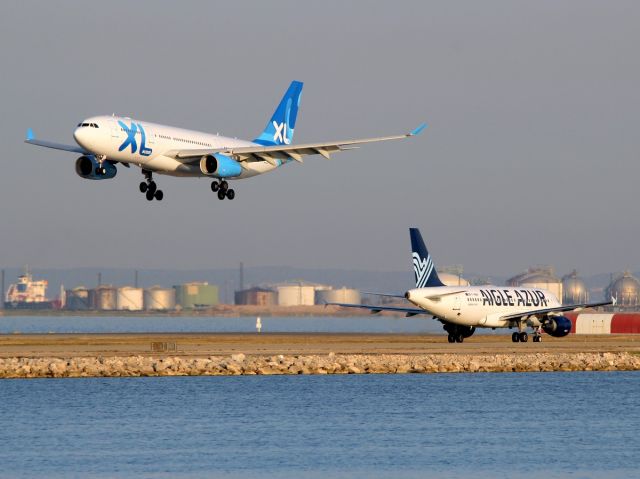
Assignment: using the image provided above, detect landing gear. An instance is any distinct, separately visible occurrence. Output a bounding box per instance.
[512,331,532,343]
[443,324,474,344]
[533,328,542,342]
[141,171,163,201]
[95,155,107,176]
[211,180,235,200]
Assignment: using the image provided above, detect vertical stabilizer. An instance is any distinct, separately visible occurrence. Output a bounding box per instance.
[410,228,445,288]
[253,81,303,146]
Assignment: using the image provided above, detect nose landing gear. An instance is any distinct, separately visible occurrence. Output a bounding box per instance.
[211,180,235,200]
[140,171,163,201]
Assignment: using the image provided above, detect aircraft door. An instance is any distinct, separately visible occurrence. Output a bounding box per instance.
[110,119,120,139]
[453,295,461,312]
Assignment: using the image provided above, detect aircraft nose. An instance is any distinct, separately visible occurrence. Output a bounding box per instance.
[73,126,88,147]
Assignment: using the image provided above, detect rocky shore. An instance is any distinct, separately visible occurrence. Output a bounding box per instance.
[1,352,639,378]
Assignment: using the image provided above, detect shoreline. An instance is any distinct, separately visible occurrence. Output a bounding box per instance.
[1,352,639,378]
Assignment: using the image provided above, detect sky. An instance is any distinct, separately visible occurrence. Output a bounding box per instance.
[0,0,638,277]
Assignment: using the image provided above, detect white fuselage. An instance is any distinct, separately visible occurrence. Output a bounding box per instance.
[405,286,562,329]
[73,115,281,178]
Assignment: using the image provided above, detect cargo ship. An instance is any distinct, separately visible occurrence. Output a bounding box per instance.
[4,269,53,310]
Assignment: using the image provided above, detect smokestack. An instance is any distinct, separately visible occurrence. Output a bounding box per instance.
[97,272,102,287]
[134,270,139,288]
[239,262,244,291]
[0,269,4,310]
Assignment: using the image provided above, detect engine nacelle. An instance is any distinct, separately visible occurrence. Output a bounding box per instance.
[200,153,242,178]
[75,155,117,180]
[443,323,476,338]
[542,315,572,338]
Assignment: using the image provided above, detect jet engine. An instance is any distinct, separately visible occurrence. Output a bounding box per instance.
[199,153,242,178]
[75,155,117,180]
[542,315,572,337]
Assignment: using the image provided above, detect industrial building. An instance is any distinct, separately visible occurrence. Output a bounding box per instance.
[235,287,277,306]
[507,267,562,301]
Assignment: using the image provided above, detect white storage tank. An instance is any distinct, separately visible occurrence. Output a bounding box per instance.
[93,286,117,311]
[315,287,361,305]
[144,286,176,311]
[437,273,470,287]
[277,284,317,306]
[116,286,144,311]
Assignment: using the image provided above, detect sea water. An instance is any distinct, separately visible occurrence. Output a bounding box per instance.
[0,372,638,478]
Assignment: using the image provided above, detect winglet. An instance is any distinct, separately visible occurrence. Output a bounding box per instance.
[408,123,427,136]
[26,128,35,141]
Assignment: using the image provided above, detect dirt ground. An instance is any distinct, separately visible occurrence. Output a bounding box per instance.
[1,333,638,358]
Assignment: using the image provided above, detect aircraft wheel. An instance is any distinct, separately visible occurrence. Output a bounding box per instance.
[139,182,148,193]
[519,332,528,342]
[220,180,228,191]
[217,189,226,200]
[146,190,154,201]
[455,335,464,343]
[148,181,157,194]
[154,190,164,201]
[211,181,219,192]
[447,334,455,343]
[226,189,235,200]
[512,332,520,343]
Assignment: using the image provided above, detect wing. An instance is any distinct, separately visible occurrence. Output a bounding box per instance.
[168,123,427,165]
[500,299,614,321]
[24,129,89,155]
[327,302,428,318]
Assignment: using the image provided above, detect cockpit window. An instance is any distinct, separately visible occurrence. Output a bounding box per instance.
[76,122,98,128]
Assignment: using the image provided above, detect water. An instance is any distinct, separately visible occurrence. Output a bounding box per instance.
[0,315,502,335]
[1,372,638,478]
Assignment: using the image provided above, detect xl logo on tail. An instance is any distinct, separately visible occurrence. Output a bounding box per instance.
[272,121,291,145]
[413,252,434,288]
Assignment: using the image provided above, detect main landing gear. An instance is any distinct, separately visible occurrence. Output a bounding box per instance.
[511,327,543,343]
[139,171,163,201]
[444,324,475,344]
[211,180,235,200]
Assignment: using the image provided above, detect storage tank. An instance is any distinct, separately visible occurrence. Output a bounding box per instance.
[276,283,317,306]
[144,286,176,311]
[562,270,589,304]
[234,287,277,306]
[437,273,470,287]
[507,267,562,300]
[605,272,640,309]
[65,287,91,310]
[174,282,219,309]
[315,287,361,305]
[93,285,117,311]
[116,286,144,311]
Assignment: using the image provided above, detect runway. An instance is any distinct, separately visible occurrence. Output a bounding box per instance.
[1,332,638,358]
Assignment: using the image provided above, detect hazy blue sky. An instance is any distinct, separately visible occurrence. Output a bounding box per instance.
[0,1,638,276]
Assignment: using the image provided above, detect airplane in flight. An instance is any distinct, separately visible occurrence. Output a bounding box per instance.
[330,228,613,343]
[25,81,425,201]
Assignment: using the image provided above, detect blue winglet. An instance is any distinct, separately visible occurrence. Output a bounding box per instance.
[410,123,427,136]
[26,128,35,141]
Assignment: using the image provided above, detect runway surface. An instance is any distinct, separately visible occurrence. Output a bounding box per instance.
[1,333,638,357]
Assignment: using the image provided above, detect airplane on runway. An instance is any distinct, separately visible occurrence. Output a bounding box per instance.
[25,81,425,201]
[330,228,614,343]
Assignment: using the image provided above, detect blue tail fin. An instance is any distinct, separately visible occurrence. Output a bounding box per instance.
[253,81,303,146]
[410,228,445,288]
